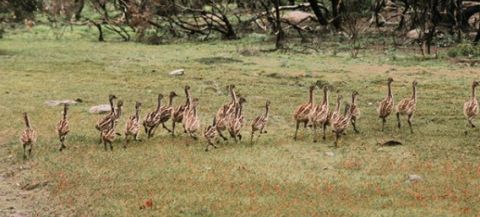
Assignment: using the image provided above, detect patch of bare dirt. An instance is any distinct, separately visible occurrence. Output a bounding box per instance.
[0,133,50,216]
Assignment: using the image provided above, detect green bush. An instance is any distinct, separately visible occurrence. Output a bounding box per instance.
[447,43,480,58]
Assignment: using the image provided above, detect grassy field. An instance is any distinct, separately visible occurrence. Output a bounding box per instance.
[1,29,480,216]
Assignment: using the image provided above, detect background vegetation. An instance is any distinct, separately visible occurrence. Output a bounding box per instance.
[3,0,480,56]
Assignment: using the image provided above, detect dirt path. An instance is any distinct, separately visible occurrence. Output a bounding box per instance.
[0,135,48,217]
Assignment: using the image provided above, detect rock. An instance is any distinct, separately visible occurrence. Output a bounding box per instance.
[169,69,184,76]
[45,98,82,107]
[468,12,480,29]
[406,29,421,40]
[89,104,113,114]
[281,11,315,25]
[406,174,422,183]
[324,151,335,157]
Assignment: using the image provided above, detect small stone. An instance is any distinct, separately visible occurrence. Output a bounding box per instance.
[169,69,185,76]
[324,152,335,157]
[406,174,422,183]
[89,104,113,114]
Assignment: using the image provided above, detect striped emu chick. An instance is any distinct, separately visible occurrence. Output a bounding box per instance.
[396,80,418,133]
[326,92,343,132]
[293,85,316,140]
[157,91,178,134]
[182,86,195,133]
[350,91,361,133]
[204,116,219,152]
[95,94,117,143]
[324,91,343,137]
[124,101,142,148]
[184,98,200,140]
[206,105,229,150]
[215,84,238,141]
[250,100,271,143]
[114,100,124,121]
[228,97,247,143]
[20,112,37,159]
[332,103,353,147]
[102,120,116,151]
[310,86,330,142]
[377,77,394,131]
[464,80,480,128]
[172,85,191,136]
[143,94,164,139]
[57,104,70,151]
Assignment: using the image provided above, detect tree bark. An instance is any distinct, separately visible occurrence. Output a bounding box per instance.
[274,0,285,49]
[91,21,104,42]
[331,0,342,29]
[74,0,85,20]
[307,0,328,25]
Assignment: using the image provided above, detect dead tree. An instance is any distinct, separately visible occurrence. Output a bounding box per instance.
[86,0,131,41]
[170,0,239,40]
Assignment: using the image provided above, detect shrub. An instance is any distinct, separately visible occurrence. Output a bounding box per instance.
[447,43,480,58]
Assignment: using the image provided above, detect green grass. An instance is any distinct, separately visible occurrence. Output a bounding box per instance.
[1,28,480,216]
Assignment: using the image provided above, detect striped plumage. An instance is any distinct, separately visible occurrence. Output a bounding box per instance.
[350,91,360,133]
[172,85,191,136]
[184,98,200,140]
[143,94,163,138]
[332,104,353,147]
[377,77,394,131]
[182,86,194,132]
[228,97,247,143]
[293,85,316,140]
[326,92,343,129]
[396,80,418,133]
[204,116,219,151]
[464,80,479,128]
[124,101,142,148]
[215,85,238,141]
[95,94,117,143]
[310,86,330,142]
[250,100,270,143]
[157,91,177,134]
[56,104,70,151]
[102,120,116,151]
[95,95,117,130]
[20,112,37,159]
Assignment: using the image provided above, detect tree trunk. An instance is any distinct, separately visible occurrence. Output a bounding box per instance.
[308,0,328,25]
[331,0,342,29]
[90,21,104,42]
[274,0,285,49]
[74,0,84,20]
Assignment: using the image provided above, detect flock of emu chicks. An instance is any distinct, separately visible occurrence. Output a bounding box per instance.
[19,84,269,159]
[18,77,480,159]
[293,77,418,146]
